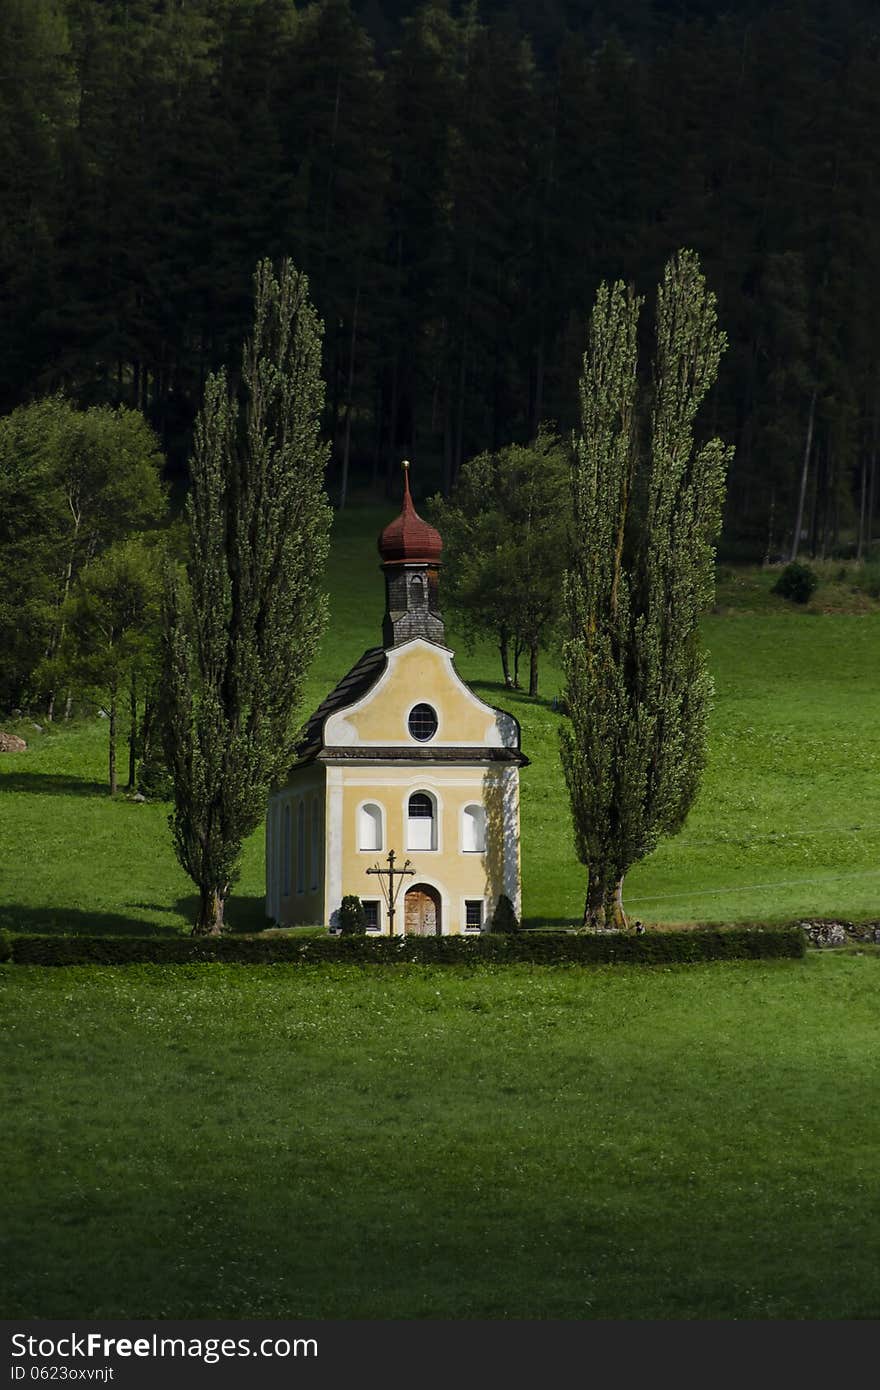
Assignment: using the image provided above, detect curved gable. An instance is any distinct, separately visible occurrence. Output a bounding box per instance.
[323,638,519,750]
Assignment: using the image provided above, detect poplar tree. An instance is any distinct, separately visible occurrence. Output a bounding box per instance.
[560,250,731,930]
[162,259,331,935]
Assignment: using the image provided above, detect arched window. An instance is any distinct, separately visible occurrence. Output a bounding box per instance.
[410,574,426,608]
[407,791,437,850]
[282,803,291,896]
[297,801,305,893]
[311,798,320,889]
[358,802,383,852]
[462,803,486,853]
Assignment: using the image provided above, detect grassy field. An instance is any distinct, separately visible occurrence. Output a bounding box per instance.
[3,509,880,1322]
[2,953,878,1320]
[2,505,880,931]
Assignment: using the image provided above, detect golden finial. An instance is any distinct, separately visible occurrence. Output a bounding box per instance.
[402,458,410,471]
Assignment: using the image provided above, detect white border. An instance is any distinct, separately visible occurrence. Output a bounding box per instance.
[355,798,385,853]
[404,699,441,745]
[326,768,344,926]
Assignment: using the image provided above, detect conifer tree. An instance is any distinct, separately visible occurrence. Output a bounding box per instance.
[560,250,731,930]
[162,259,331,935]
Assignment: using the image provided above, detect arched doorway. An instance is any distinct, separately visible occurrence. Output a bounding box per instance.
[404,883,441,936]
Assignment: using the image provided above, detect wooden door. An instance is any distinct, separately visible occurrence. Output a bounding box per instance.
[404,885,441,936]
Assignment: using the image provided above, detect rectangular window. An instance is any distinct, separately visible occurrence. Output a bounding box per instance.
[464,900,483,931]
[363,900,381,932]
[311,800,320,890]
[297,802,305,893]
[282,804,291,897]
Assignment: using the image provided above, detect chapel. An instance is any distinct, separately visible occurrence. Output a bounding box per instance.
[265,464,528,934]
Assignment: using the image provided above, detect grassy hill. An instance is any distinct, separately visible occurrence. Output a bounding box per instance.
[2,504,880,931]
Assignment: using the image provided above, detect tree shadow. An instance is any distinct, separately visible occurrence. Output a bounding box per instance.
[470,679,563,713]
[173,893,271,936]
[483,767,523,924]
[0,906,184,937]
[0,771,108,798]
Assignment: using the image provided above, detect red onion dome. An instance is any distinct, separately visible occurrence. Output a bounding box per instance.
[378,461,443,565]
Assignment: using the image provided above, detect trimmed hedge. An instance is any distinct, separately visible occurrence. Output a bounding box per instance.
[4,926,804,967]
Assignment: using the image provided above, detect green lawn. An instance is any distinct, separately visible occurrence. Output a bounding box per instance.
[2,954,878,1319]
[2,505,880,931]
[3,508,880,1321]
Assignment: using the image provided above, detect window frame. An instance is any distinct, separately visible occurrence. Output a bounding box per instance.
[406,701,440,743]
[464,899,484,932]
[362,899,382,933]
[405,788,439,851]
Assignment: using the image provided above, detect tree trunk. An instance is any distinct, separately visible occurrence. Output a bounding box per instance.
[857,457,867,563]
[499,628,512,687]
[820,444,833,561]
[608,875,627,931]
[582,876,606,930]
[528,642,539,697]
[513,639,522,690]
[808,442,822,557]
[763,484,776,567]
[47,517,82,720]
[127,670,138,791]
[108,687,117,797]
[790,388,816,562]
[194,886,225,936]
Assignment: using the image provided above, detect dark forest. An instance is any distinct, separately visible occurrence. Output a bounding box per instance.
[2,0,879,556]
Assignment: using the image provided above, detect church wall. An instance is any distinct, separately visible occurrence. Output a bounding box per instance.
[328,762,521,934]
[267,767,326,926]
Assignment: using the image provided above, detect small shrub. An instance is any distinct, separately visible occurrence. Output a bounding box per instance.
[772,561,818,604]
[337,894,367,935]
[490,894,520,933]
[853,563,880,600]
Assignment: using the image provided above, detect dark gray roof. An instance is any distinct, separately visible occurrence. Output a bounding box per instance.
[290,644,529,770]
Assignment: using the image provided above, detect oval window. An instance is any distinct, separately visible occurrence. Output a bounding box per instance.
[408,703,438,741]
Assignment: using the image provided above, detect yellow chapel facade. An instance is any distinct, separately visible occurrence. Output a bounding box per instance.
[266,467,528,935]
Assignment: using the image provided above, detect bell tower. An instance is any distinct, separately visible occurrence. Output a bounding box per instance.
[377,461,445,649]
